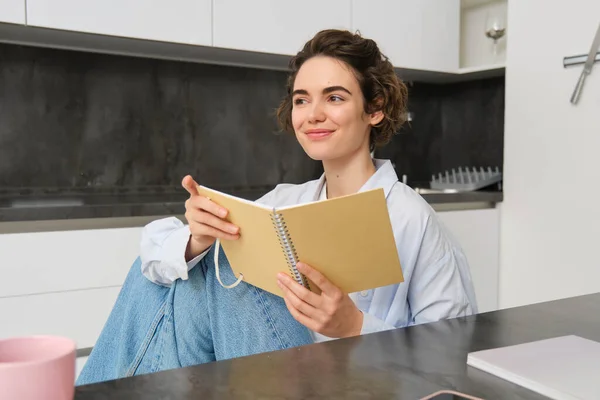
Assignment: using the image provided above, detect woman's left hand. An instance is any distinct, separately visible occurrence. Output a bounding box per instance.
[277,262,363,338]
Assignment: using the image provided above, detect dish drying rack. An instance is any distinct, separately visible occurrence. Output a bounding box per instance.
[430,166,502,192]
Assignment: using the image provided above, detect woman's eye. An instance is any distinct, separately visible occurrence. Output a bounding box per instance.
[329,95,344,102]
[294,98,307,105]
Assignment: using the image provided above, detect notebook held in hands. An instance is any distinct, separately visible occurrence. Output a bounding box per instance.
[197,185,404,297]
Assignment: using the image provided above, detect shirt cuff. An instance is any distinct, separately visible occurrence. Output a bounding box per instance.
[186,246,211,271]
[160,225,196,281]
[360,312,396,335]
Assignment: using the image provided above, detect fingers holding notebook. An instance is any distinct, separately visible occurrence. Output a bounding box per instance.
[277,262,364,339]
[181,175,240,261]
[181,175,200,196]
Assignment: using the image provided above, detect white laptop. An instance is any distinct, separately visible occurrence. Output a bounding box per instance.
[467,335,600,400]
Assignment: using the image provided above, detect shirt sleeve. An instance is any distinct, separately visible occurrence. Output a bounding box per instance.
[139,189,279,287]
[140,217,210,286]
[358,216,475,334]
[407,214,476,324]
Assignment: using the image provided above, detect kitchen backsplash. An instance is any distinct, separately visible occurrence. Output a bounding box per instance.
[376,77,505,186]
[0,43,504,191]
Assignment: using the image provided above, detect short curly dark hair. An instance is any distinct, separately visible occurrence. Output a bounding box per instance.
[276,29,409,150]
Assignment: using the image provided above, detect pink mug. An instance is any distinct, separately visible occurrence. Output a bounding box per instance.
[0,335,76,400]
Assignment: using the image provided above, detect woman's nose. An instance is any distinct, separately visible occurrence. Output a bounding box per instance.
[308,101,326,123]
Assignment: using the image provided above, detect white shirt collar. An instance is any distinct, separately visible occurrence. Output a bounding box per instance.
[313,159,399,202]
[318,181,327,201]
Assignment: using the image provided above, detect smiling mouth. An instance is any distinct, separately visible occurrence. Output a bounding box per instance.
[305,129,334,140]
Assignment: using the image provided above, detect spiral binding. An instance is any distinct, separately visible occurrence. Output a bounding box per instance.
[270,212,310,290]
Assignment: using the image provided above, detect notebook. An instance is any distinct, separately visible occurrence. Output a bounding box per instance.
[195,185,404,297]
[466,335,600,400]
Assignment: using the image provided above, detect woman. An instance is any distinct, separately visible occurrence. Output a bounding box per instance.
[77,29,476,385]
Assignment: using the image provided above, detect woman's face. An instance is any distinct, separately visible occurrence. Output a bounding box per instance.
[291,56,383,162]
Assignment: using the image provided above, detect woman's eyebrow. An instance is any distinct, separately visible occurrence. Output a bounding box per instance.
[291,89,309,96]
[323,86,352,95]
[292,86,352,96]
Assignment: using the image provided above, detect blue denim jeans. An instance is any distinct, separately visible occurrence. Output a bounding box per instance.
[76,245,314,385]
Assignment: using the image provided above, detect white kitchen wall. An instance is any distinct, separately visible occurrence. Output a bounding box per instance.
[500,0,600,308]
[460,0,507,68]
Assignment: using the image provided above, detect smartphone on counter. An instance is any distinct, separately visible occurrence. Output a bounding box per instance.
[420,390,485,400]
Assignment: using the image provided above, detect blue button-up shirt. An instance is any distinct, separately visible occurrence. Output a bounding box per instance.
[140,159,478,341]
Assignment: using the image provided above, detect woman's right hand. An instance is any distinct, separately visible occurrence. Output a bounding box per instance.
[181,175,240,261]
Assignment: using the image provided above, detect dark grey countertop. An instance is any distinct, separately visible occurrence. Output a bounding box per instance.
[75,292,600,399]
[0,186,503,222]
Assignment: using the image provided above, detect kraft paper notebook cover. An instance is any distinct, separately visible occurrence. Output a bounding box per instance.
[196,185,404,297]
[466,335,600,400]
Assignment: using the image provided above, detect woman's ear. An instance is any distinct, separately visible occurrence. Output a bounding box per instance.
[369,110,385,126]
[368,97,385,126]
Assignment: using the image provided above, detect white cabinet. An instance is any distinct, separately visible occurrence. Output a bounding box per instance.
[26,0,212,45]
[0,226,139,352]
[213,0,352,55]
[352,0,460,71]
[437,208,499,313]
[0,287,122,349]
[0,0,25,24]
